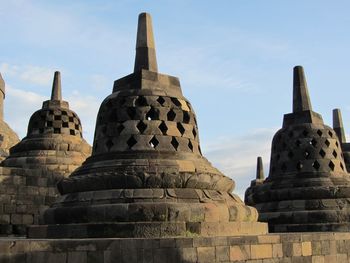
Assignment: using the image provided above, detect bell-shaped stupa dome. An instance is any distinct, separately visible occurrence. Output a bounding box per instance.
[30,13,267,239]
[245,66,350,232]
[2,71,91,181]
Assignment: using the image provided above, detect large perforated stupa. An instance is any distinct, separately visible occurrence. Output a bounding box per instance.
[245,66,350,232]
[29,12,267,238]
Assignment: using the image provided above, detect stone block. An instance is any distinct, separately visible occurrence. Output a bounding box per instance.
[258,234,280,244]
[197,247,215,263]
[180,247,197,263]
[272,244,283,258]
[230,245,250,261]
[215,246,229,261]
[67,252,87,263]
[251,244,272,259]
[312,255,325,263]
[301,242,312,256]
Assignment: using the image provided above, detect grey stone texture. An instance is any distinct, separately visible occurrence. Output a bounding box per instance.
[333,108,350,172]
[32,12,266,239]
[1,232,350,262]
[245,66,350,232]
[0,71,91,236]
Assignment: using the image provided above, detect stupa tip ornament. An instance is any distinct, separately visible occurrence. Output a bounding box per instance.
[0,73,19,160]
[2,71,91,180]
[245,66,350,233]
[29,12,268,239]
[333,108,350,172]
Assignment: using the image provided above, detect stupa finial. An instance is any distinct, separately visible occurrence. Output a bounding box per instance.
[51,71,62,101]
[293,66,312,113]
[333,108,346,143]
[134,12,158,73]
[256,156,264,180]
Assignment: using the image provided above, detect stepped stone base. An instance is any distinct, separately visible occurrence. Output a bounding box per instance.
[2,232,350,262]
[28,222,268,238]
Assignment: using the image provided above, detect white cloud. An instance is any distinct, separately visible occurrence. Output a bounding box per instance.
[203,128,276,199]
[0,63,54,86]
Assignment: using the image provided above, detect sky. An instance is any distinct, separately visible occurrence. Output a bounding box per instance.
[1,0,350,197]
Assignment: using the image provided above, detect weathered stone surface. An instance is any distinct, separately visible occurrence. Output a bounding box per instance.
[34,12,265,239]
[245,66,350,232]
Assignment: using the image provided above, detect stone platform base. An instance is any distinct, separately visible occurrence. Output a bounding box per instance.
[2,232,350,262]
[28,222,268,238]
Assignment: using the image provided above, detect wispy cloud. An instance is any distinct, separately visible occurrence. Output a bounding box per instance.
[0,63,54,86]
[203,128,276,198]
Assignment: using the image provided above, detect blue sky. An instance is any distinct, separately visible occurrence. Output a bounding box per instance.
[1,0,350,197]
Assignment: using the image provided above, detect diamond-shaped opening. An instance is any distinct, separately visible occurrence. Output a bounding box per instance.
[167,109,176,121]
[48,110,54,115]
[192,128,197,138]
[303,130,309,137]
[295,140,301,147]
[69,117,74,122]
[328,131,333,137]
[149,136,159,148]
[329,161,335,171]
[135,96,148,106]
[183,111,190,123]
[288,131,294,138]
[325,139,331,147]
[62,111,67,116]
[304,150,310,159]
[158,121,168,135]
[319,149,326,158]
[281,163,287,172]
[127,108,136,119]
[70,129,75,135]
[177,123,185,135]
[146,108,159,120]
[296,161,303,171]
[171,98,181,107]
[336,141,339,148]
[106,139,114,151]
[317,129,323,136]
[188,140,194,151]
[332,150,338,158]
[117,124,125,134]
[312,160,320,170]
[310,138,317,147]
[288,151,294,159]
[62,122,69,128]
[46,121,53,127]
[54,115,61,120]
[54,128,61,134]
[340,162,345,171]
[171,137,179,150]
[157,97,165,106]
[127,136,137,149]
[137,121,147,134]
[75,124,79,130]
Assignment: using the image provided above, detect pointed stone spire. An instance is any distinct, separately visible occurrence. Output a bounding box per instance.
[51,71,62,101]
[134,12,158,73]
[256,156,264,180]
[333,108,346,143]
[0,73,4,121]
[293,66,312,113]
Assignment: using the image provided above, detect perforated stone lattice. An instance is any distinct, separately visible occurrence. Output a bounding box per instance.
[27,109,82,137]
[269,125,346,176]
[93,95,201,155]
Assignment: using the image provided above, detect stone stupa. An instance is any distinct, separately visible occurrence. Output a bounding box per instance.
[2,71,91,182]
[333,108,350,172]
[29,12,267,238]
[245,66,350,232]
[0,73,20,161]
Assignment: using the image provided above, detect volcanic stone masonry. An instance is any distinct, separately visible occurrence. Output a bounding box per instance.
[245,66,350,232]
[333,108,350,172]
[0,71,91,236]
[28,12,267,239]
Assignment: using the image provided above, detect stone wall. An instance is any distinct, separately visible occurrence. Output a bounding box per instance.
[1,232,350,262]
